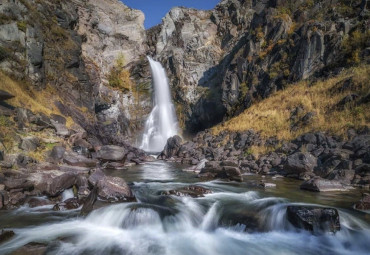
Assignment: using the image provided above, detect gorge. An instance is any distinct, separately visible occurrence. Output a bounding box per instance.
[0,0,369,254]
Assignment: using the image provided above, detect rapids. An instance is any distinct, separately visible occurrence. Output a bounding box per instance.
[0,161,369,255]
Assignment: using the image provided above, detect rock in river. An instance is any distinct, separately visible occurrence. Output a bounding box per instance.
[286,205,341,233]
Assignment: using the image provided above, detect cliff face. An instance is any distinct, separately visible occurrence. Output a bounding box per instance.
[0,0,150,145]
[151,0,369,133]
[0,0,369,144]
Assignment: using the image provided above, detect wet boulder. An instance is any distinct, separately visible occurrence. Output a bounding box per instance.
[80,186,98,216]
[96,176,135,202]
[29,171,78,197]
[286,206,340,233]
[25,197,53,208]
[159,185,212,198]
[159,135,182,159]
[53,198,80,211]
[284,152,317,174]
[222,166,243,182]
[96,145,126,161]
[300,177,347,192]
[354,193,370,211]
[8,242,47,255]
[0,229,14,244]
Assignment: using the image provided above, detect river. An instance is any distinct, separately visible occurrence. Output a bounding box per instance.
[0,161,369,255]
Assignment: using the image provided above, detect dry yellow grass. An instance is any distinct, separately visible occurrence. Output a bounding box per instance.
[213,64,370,141]
[0,71,61,116]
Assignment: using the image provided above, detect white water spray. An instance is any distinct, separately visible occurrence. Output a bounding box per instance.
[140,56,179,152]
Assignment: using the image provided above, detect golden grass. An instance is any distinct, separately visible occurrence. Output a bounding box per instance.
[0,71,61,116]
[213,64,370,141]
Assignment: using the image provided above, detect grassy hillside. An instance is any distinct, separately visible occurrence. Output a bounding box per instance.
[213,64,370,141]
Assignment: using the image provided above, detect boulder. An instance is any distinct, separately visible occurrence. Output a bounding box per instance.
[284,152,317,174]
[159,135,182,159]
[51,119,70,137]
[300,177,347,192]
[48,146,66,163]
[19,137,40,152]
[80,186,98,216]
[0,90,15,101]
[159,185,212,198]
[29,171,78,197]
[96,176,135,202]
[53,198,80,211]
[63,152,98,167]
[0,230,14,244]
[354,193,370,211]
[26,197,52,208]
[222,166,243,182]
[8,242,47,255]
[88,168,105,186]
[286,206,340,233]
[96,145,126,161]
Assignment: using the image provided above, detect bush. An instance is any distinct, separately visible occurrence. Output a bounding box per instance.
[341,29,370,64]
[108,54,133,92]
[17,21,27,32]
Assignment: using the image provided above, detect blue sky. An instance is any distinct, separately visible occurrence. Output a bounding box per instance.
[121,0,220,29]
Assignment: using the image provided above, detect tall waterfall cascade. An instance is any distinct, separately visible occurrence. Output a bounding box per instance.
[140,57,179,152]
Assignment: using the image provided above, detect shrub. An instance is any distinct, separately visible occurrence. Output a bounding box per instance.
[341,29,370,64]
[108,54,133,92]
[17,21,27,32]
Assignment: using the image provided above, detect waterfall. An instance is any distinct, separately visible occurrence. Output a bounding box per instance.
[140,56,179,152]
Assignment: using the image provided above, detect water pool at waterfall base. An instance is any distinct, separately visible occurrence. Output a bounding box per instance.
[0,161,369,255]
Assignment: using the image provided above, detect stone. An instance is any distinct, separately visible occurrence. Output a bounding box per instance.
[259,182,276,188]
[0,90,15,101]
[51,119,70,137]
[286,206,340,233]
[26,197,52,208]
[88,169,105,186]
[220,160,239,167]
[96,176,135,202]
[80,186,98,216]
[8,242,47,255]
[300,177,348,192]
[63,152,97,167]
[284,152,317,174]
[159,185,212,198]
[29,171,78,197]
[159,135,182,159]
[19,137,40,152]
[354,193,370,211]
[53,198,80,211]
[0,230,14,244]
[222,166,243,182]
[48,146,66,163]
[96,145,126,161]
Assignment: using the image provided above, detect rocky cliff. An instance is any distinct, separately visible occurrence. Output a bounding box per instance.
[0,0,151,146]
[151,0,369,133]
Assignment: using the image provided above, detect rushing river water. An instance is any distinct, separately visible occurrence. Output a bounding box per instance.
[0,161,370,255]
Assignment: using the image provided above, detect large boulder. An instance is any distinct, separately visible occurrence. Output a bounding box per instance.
[63,152,98,167]
[284,152,317,174]
[48,146,66,163]
[159,135,182,159]
[96,145,126,161]
[354,193,370,211]
[286,206,340,233]
[19,137,40,152]
[300,177,348,192]
[96,176,135,202]
[28,171,78,196]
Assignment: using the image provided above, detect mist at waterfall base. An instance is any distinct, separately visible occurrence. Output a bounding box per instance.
[1,162,370,255]
[140,57,178,152]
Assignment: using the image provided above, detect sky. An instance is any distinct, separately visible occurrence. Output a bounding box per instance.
[121,0,220,29]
